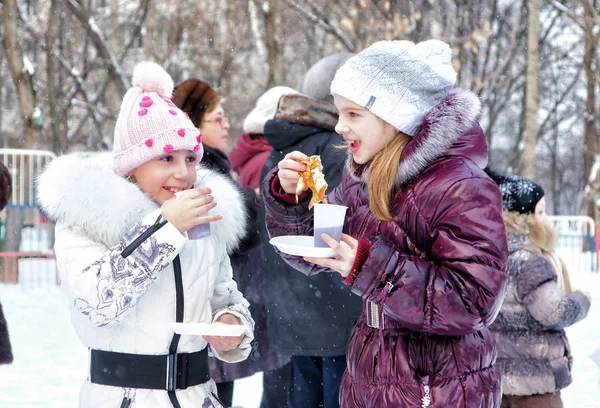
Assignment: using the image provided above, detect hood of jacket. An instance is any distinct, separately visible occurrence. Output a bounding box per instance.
[347,89,485,186]
[36,152,247,253]
[264,94,339,151]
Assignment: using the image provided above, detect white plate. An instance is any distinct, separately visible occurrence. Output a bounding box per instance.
[269,235,347,258]
[171,322,246,337]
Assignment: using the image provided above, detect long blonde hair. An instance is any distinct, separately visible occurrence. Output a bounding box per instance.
[367,132,410,221]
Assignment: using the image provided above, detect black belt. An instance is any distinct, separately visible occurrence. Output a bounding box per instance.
[90,348,210,391]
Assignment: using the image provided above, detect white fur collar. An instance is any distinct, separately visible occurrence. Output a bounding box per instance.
[36,152,246,253]
[346,89,482,186]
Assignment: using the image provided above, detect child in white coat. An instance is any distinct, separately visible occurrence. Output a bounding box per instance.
[37,61,254,408]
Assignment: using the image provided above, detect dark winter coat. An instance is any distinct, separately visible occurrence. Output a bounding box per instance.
[259,94,363,356]
[201,144,287,383]
[490,212,590,396]
[0,302,13,364]
[263,90,509,407]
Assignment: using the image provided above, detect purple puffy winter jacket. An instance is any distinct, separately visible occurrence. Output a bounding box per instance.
[263,90,509,408]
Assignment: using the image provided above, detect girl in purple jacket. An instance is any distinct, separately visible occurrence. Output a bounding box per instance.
[262,40,509,407]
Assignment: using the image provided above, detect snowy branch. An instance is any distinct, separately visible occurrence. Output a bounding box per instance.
[65,0,130,94]
[18,17,108,144]
[283,0,356,52]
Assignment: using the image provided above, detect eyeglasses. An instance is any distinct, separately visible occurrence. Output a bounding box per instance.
[203,116,229,128]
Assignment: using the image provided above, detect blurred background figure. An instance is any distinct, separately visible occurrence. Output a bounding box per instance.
[258,52,362,408]
[173,78,289,408]
[230,87,299,195]
[228,86,303,408]
[486,168,592,408]
[0,161,13,365]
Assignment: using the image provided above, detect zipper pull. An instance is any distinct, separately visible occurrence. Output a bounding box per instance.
[421,376,431,407]
[120,389,133,408]
[386,281,394,293]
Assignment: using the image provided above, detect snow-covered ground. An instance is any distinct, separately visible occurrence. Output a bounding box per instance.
[0,264,599,407]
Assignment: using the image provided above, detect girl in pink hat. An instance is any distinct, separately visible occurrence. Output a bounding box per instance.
[37,61,254,408]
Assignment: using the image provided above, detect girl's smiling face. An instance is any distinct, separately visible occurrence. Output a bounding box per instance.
[333,94,398,164]
[128,149,198,205]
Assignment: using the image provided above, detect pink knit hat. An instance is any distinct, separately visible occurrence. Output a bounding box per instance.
[113,61,203,176]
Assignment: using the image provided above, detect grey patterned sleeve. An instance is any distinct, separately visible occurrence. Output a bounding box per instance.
[522,255,590,329]
[71,210,185,327]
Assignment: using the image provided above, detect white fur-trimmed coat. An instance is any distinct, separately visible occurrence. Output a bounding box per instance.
[36,152,254,408]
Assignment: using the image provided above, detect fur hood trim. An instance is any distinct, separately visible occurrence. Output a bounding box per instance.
[346,89,481,185]
[36,152,246,252]
[274,94,338,132]
[503,211,557,254]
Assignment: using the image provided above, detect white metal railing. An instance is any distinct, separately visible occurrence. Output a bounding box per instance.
[547,216,596,273]
[1,149,58,286]
[0,148,57,205]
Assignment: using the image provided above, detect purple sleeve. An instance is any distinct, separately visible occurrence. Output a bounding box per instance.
[349,177,509,336]
[261,166,349,276]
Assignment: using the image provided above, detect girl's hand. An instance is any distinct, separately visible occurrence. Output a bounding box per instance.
[277,151,309,195]
[202,313,244,352]
[304,233,358,277]
[161,187,223,233]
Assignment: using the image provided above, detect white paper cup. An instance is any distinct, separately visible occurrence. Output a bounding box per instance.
[175,183,211,240]
[313,203,347,247]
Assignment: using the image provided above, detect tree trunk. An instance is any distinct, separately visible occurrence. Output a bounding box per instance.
[583,4,597,204]
[265,0,282,88]
[582,0,599,224]
[1,0,38,148]
[523,0,539,179]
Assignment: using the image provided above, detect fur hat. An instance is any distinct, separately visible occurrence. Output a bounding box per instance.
[485,168,545,214]
[112,62,203,177]
[243,86,299,134]
[330,40,457,136]
[298,52,354,102]
[172,79,219,128]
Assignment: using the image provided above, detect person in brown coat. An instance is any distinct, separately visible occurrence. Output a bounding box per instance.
[0,161,14,365]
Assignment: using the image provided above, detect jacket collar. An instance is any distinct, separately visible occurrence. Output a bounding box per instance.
[36,152,246,252]
[274,94,338,132]
[503,211,557,254]
[346,89,484,187]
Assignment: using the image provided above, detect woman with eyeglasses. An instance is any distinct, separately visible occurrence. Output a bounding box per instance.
[172,79,285,407]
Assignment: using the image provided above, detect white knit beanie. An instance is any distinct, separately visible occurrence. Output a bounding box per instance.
[330,39,457,136]
[113,61,203,176]
[243,86,299,134]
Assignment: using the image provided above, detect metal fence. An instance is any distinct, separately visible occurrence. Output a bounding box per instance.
[547,215,596,273]
[0,149,58,286]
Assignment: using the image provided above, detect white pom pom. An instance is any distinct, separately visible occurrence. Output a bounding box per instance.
[131,61,174,97]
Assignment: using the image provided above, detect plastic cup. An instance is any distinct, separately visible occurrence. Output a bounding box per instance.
[186,214,211,240]
[313,203,347,248]
[175,182,211,240]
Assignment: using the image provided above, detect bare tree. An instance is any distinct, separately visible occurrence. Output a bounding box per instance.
[1,0,38,148]
[523,0,540,178]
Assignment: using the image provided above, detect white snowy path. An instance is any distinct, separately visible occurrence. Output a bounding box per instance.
[0,272,599,407]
